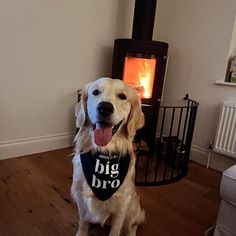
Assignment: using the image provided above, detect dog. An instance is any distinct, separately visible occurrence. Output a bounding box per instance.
[71,77,145,236]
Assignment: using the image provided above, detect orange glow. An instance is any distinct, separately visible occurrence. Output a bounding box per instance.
[123,57,156,99]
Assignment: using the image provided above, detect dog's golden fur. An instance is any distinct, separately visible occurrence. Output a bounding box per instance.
[71,78,145,236]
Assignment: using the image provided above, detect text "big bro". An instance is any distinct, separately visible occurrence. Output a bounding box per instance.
[92,158,120,189]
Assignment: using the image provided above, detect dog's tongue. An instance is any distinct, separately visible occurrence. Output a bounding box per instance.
[94,123,113,146]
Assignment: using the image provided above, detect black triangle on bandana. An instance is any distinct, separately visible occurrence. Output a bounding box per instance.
[80,152,130,201]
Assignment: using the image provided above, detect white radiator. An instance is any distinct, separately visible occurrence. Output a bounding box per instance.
[214,101,236,158]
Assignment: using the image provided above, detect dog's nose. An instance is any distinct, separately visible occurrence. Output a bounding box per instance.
[97,102,114,117]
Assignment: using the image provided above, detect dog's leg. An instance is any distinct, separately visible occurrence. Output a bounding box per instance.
[76,220,89,236]
[73,194,89,236]
[124,203,145,236]
[109,212,125,236]
[126,223,138,236]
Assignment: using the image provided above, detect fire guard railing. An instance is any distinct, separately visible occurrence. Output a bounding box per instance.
[135,94,199,186]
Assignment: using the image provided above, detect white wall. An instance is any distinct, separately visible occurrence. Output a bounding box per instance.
[154,0,236,170]
[0,0,134,159]
[2,0,235,170]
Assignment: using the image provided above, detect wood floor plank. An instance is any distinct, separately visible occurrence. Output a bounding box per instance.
[0,148,221,236]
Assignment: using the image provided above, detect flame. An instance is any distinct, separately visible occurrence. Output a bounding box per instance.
[138,61,152,98]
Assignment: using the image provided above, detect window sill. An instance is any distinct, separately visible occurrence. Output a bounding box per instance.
[215,80,236,87]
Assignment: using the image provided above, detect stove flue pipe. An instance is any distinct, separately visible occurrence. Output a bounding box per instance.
[132,0,157,40]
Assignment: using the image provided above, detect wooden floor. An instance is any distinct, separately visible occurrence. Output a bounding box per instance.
[0,148,222,236]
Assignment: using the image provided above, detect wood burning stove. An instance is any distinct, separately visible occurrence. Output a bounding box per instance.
[111,0,168,150]
[76,0,199,186]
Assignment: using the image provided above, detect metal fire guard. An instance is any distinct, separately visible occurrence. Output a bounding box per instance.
[135,94,199,186]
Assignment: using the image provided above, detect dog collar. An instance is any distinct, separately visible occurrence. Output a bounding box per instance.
[80,152,130,201]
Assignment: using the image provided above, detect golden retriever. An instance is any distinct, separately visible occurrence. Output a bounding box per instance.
[71,77,145,236]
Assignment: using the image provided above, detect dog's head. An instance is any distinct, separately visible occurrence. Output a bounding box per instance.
[75,77,144,147]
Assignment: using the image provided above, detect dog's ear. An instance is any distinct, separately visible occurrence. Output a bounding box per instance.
[127,89,145,138]
[75,85,89,128]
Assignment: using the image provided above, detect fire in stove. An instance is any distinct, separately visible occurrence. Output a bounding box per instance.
[123,56,156,99]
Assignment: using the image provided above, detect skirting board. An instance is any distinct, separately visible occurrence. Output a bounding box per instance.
[0,132,75,160]
[1,133,236,171]
[190,145,236,172]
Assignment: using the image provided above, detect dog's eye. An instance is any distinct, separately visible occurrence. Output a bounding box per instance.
[92,89,100,96]
[118,93,127,100]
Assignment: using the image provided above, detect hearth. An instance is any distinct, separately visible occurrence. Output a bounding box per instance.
[111,0,168,149]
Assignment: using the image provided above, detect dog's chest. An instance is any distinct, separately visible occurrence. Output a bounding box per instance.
[80,152,130,201]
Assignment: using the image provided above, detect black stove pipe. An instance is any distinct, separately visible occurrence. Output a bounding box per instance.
[132,0,157,40]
